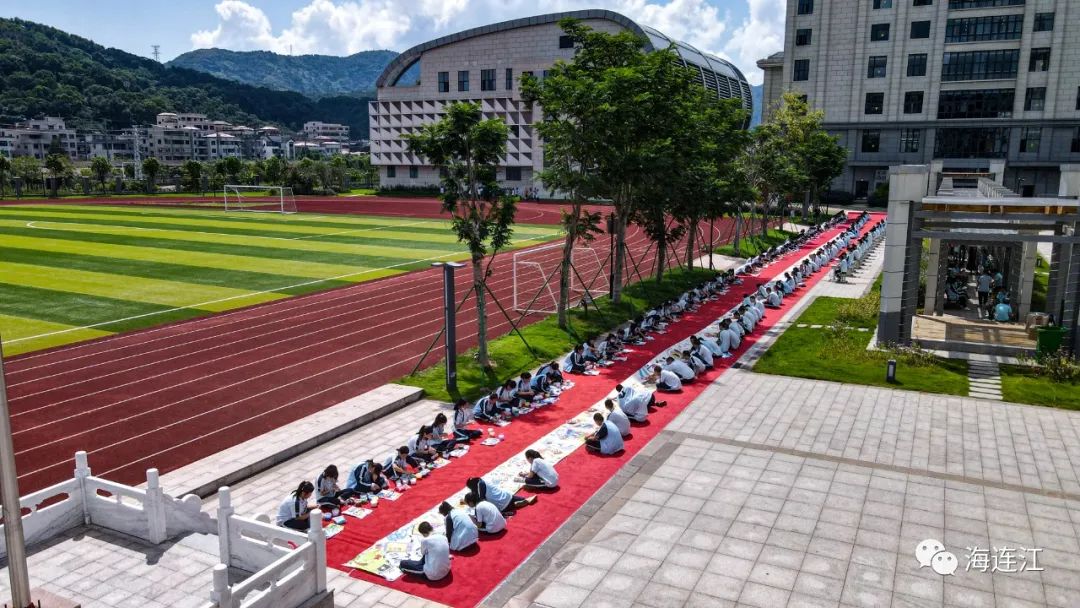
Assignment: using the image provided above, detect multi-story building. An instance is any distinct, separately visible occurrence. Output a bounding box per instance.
[759,0,1080,198]
[8,117,78,159]
[303,121,350,140]
[369,9,753,192]
[0,128,14,159]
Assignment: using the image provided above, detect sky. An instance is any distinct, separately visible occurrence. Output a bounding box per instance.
[0,0,785,85]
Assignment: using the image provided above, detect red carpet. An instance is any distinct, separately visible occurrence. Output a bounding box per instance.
[324,213,885,607]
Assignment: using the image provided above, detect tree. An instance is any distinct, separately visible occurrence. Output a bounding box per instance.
[0,155,9,198]
[181,160,203,194]
[802,128,847,216]
[90,156,112,194]
[405,101,513,369]
[12,156,42,194]
[264,156,287,185]
[141,157,162,193]
[44,153,72,198]
[220,156,243,183]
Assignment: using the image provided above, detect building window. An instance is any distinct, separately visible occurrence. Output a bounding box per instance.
[861,131,881,153]
[506,166,522,181]
[907,53,928,76]
[944,15,1023,43]
[873,0,892,8]
[797,0,814,15]
[559,35,574,49]
[937,89,1014,119]
[796,28,812,46]
[793,59,810,81]
[934,127,1010,158]
[1076,86,1080,111]
[457,70,469,91]
[1033,12,1054,32]
[481,69,496,91]
[1019,127,1041,153]
[1024,87,1046,111]
[948,0,1025,7]
[506,68,513,90]
[409,166,419,179]
[910,21,931,39]
[868,56,888,78]
[864,92,885,114]
[870,24,891,41]
[900,129,921,152]
[1072,127,1080,153]
[1029,48,1050,72]
[509,124,520,138]
[437,71,450,93]
[913,0,933,5]
[942,49,1019,81]
[386,166,396,178]
[904,91,924,113]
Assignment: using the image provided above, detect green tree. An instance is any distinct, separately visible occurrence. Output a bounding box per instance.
[263,156,287,185]
[0,155,9,198]
[90,156,112,194]
[181,160,203,194]
[141,157,162,193]
[12,156,42,194]
[801,128,847,216]
[405,101,514,369]
[44,153,72,197]
[220,156,243,183]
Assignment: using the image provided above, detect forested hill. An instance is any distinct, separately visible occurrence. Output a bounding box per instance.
[0,18,373,136]
[168,49,397,98]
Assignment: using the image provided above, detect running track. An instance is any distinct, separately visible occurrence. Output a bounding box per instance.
[4,196,761,493]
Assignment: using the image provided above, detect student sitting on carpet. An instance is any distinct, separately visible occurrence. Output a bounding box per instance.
[430,413,460,453]
[473,391,502,423]
[521,449,560,489]
[398,522,450,581]
[408,426,439,463]
[346,459,387,495]
[453,399,484,441]
[585,412,624,455]
[466,477,537,513]
[495,380,521,416]
[765,287,782,309]
[603,399,631,437]
[515,372,538,403]
[564,345,588,374]
[682,350,707,376]
[536,361,564,385]
[439,501,478,551]
[276,481,316,531]
[664,356,696,382]
[383,446,416,483]
[690,337,715,369]
[646,365,682,392]
[464,492,506,534]
[615,383,665,422]
[315,465,354,508]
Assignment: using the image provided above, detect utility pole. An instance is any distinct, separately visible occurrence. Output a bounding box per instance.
[0,333,32,608]
[432,262,465,395]
[151,45,161,63]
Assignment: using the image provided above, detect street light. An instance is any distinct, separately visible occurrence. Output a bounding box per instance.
[432,262,466,394]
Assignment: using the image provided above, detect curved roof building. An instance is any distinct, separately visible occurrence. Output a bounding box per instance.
[370,10,753,193]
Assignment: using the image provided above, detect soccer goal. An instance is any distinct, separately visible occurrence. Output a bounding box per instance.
[512,242,610,314]
[222,185,297,214]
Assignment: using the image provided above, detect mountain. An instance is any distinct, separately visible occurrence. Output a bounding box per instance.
[751,84,763,127]
[0,19,372,137]
[168,49,398,98]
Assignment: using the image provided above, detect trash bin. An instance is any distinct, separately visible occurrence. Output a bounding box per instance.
[1036,326,1067,356]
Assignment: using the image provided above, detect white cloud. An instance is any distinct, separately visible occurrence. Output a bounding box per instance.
[189,0,785,82]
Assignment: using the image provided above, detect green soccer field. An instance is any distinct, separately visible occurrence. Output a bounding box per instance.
[0,204,560,356]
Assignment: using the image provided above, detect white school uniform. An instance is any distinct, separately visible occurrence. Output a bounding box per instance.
[421,535,451,580]
[530,458,560,487]
[445,508,478,551]
[665,359,695,381]
[657,369,682,390]
[596,420,624,454]
[606,407,631,436]
[767,291,782,307]
[696,344,714,366]
[473,500,506,533]
[276,495,306,526]
[618,385,651,421]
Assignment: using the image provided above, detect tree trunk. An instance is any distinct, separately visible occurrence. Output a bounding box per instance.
[802,189,811,219]
[685,218,698,271]
[610,206,629,304]
[557,203,580,330]
[473,255,490,368]
[760,192,771,236]
[655,232,667,283]
[733,213,743,257]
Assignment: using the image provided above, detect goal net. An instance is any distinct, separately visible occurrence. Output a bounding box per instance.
[512,242,610,315]
[222,185,297,214]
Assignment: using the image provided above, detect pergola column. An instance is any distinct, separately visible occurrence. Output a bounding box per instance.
[1017,239,1038,318]
[923,239,942,315]
[879,165,931,345]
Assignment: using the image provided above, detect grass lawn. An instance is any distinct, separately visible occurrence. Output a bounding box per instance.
[714,228,794,258]
[400,267,719,402]
[1000,365,1080,410]
[0,204,559,356]
[754,278,970,395]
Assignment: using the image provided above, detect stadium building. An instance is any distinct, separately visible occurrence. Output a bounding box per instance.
[369,9,753,194]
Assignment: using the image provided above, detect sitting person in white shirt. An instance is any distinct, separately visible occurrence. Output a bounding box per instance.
[585,412,624,455]
[614,383,665,421]
[464,492,506,534]
[276,481,316,531]
[647,365,682,392]
[398,522,451,581]
[603,400,631,436]
[521,449,560,489]
[439,501,478,551]
[664,356,696,382]
[765,287,783,309]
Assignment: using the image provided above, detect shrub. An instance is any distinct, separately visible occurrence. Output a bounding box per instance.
[1019,348,1080,383]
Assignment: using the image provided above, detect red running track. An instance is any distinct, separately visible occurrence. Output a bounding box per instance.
[4,196,758,493]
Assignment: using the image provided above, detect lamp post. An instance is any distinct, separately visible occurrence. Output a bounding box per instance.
[0,333,32,608]
[432,262,466,394]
